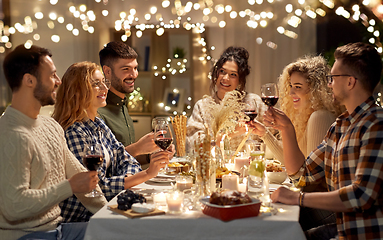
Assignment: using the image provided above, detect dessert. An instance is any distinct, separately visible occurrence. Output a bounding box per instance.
[209,190,252,206]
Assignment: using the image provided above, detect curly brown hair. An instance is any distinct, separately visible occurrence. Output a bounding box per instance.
[209,46,250,96]
[279,55,343,141]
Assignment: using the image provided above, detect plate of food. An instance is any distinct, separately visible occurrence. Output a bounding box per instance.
[200,190,261,221]
[166,160,192,175]
[215,166,240,182]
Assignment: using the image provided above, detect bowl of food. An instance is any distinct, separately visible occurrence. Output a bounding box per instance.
[266,160,287,184]
[167,161,191,174]
[200,190,261,221]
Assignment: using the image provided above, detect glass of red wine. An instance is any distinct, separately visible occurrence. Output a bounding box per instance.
[154,121,173,152]
[82,143,104,198]
[261,83,279,107]
[243,99,258,124]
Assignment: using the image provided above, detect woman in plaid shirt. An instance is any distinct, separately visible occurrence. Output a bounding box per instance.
[53,61,170,222]
[256,42,383,239]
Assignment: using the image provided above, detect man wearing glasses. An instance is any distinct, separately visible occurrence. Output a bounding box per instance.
[261,42,383,239]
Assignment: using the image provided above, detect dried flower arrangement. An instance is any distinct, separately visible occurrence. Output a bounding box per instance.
[203,90,248,141]
[193,90,249,195]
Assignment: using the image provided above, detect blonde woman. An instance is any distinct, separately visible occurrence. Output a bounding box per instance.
[53,61,169,222]
[254,55,343,163]
[251,55,343,231]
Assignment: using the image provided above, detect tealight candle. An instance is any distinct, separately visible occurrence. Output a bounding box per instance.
[222,174,239,191]
[153,192,167,211]
[234,157,250,172]
[175,175,193,191]
[238,178,247,192]
[166,191,184,214]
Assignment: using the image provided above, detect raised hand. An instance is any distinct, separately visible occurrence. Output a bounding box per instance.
[146,151,170,179]
[263,107,293,131]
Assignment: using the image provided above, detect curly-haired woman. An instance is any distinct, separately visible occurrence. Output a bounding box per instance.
[187,46,268,151]
[254,55,343,163]
[251,55,343,232]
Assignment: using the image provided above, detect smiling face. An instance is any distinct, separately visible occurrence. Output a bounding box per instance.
[215,60,239,100]
[108,58,138,98]
[289,72,310,110]
[33,55,61,106]
[88,69,107,116]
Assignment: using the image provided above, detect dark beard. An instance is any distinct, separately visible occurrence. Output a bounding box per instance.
[34,78,55,106]
[110,70,134,94]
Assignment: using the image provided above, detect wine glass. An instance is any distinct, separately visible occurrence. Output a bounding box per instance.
[82,143,104,198]
[261,83,279,107]
[243,99,258,124]
[151,117,168,131]
[154,121,173,152]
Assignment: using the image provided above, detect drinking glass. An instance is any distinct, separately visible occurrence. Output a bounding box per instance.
[151,117,168,131]
[243,98,258,124]
[154,121,173,152]
[82,143,104,198]
[261,83,279,107]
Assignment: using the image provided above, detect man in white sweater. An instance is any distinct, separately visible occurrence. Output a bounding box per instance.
[0,45,107,240]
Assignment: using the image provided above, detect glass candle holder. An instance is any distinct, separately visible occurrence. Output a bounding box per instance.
[166,191,184,214]
[175,175,193,192]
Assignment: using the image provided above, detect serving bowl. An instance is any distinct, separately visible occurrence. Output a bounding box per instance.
[200,197,261,221]
[167,161,191,174]
[266,171,288,184]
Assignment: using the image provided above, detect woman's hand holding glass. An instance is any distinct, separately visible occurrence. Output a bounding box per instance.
[146,151,170,179]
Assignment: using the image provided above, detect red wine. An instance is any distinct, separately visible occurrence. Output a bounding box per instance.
[155,138,173,150]
[261,96,279,107]
[244,110,258,123]
[83,155,103,171]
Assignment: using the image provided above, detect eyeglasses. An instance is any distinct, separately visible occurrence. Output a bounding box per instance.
[326,74,355,84]
[91,79,111,90]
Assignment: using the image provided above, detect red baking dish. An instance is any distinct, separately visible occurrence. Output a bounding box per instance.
[199,197,261,221]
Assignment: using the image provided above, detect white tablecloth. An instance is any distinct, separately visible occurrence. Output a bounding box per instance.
[85,181,305,240]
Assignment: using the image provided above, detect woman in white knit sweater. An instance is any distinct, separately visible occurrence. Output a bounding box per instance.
[187,46,268,152]
[251,55,343,231]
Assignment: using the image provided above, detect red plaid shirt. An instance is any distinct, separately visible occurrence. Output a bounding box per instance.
[291,97,383,239]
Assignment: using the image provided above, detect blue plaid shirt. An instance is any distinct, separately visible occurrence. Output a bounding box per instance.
[60,117,141,222]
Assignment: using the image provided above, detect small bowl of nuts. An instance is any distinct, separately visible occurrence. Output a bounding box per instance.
[266,160,287,184]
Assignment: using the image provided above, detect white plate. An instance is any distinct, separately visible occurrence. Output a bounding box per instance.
[148,176,176,183]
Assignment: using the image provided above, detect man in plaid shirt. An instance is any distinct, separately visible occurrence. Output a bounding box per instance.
[259,42,383,239]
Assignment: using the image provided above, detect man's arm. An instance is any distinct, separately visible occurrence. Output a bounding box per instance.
[271,187,349,212]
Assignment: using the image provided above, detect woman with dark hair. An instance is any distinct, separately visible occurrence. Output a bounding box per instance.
[187,46,267,151]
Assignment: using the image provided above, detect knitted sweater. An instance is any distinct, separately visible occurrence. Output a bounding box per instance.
[0,107,106,240]
[262,109,337,164]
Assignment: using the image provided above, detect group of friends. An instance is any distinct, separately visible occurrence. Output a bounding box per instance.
[0,40,382,240]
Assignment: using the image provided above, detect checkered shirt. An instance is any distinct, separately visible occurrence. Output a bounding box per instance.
[290,97,383,239]
[60,117,141,222]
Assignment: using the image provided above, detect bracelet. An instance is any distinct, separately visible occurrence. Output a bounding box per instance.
[299,192,305,207]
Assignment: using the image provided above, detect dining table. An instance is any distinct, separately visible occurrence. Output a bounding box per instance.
[84,176,306,240]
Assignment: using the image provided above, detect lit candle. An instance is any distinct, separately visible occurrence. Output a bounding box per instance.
[153,192,167,211]
[175,175,193,191]
[166,191,184,214]
[222,174,239,191]
[238,178,247,192]
[234,157,250,172]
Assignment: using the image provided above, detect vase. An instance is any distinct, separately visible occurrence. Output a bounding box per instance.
[195,140,218,196]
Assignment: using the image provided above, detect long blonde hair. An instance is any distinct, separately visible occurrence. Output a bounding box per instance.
[53,61,101,130]
[278,56,343,141]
